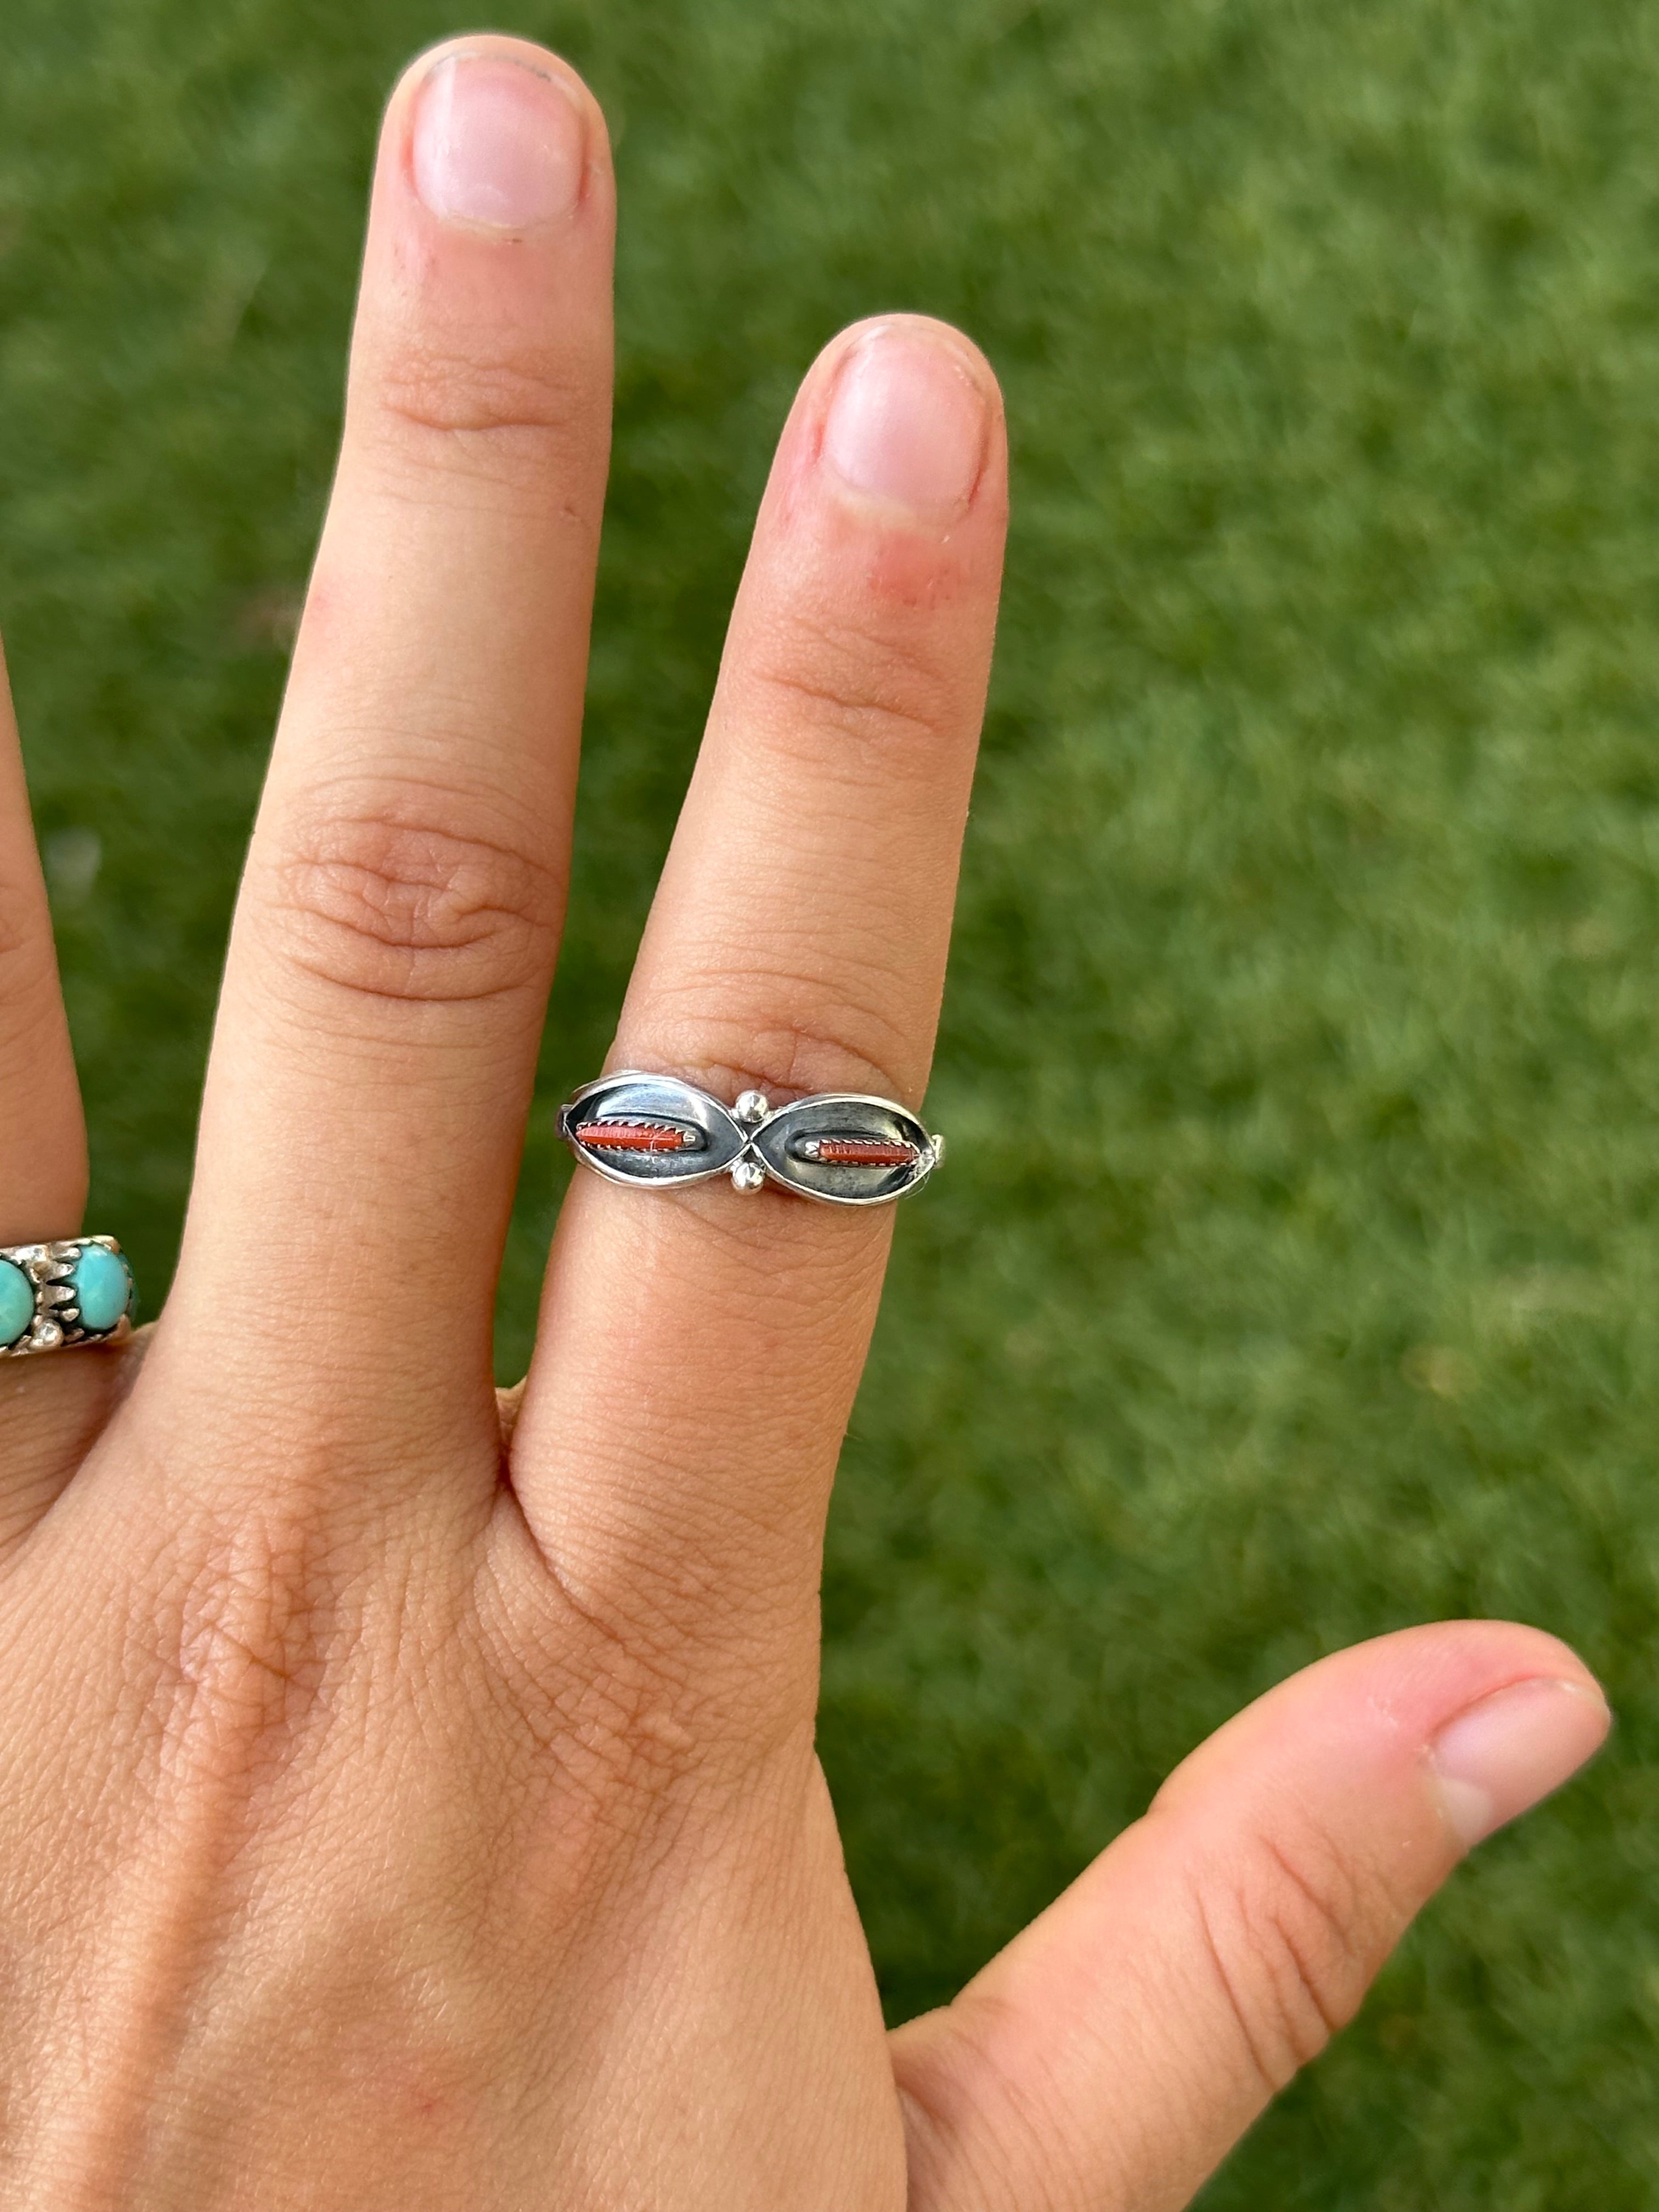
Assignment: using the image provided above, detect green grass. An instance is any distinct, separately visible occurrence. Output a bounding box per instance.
[4,0,1659,2198]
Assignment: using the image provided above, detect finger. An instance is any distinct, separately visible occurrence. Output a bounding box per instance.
[0,636,101,1534]
[891,1622,1610,2212]
[0,637,85,1246]
[160,39,613,1459]
[509,316,1006,1672]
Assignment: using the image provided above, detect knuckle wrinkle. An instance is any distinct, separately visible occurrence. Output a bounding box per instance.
[269,807,561,1008]
[1195,1825,1375,2095]
[375,332,593,449]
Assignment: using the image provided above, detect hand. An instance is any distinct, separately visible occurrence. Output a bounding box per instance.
[0,36,1609,2209]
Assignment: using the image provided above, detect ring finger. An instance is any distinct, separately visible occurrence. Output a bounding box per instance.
[0,637,85,1249]
[510,315,1007,1701]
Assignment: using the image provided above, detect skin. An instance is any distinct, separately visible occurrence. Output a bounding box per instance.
[0,35,1613,2211]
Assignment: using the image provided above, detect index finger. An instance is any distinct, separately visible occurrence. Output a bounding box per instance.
[508,316,1006,1705]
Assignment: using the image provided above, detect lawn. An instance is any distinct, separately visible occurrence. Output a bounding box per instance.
[4,0,1659,2198]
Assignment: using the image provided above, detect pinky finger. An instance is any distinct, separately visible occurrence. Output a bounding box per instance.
[0,637,86,1246]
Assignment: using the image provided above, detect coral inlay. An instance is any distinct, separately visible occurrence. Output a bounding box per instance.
[808,1137,918,1167]
[575,1120,701,1153]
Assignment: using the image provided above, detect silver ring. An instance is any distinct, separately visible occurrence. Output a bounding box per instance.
[558,1074,944,1206]
[0,1237,136,1356]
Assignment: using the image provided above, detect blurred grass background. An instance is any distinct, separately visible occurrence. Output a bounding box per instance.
[2,0,1657,2198]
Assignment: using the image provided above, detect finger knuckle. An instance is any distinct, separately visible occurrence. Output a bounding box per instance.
[139,1506,338,1786]
[1194,1822,1379,2093]
[373,329,599,458]
[489,1540,810,1829]
[753,613,961,768]
[266,795,561,1009]
[131,1477,461,1810]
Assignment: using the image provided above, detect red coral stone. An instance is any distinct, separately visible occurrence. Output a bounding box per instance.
[575,1120,696,1153]
[813,1138,917,1167]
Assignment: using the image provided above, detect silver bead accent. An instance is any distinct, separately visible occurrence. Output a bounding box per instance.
[730,1159,767,1194]
[733,1090,771,1127]
[929,1133,946,1166]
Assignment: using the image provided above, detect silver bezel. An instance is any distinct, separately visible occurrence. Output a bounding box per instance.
[750,1092,939,1206]
[557,1073,746,1189]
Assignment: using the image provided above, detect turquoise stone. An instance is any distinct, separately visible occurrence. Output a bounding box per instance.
[0,1259,32,1348]
[71,1245,131,1334]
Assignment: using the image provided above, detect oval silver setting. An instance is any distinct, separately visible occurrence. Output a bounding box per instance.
[558,1073,745,1188]
[751,1093,938,1206]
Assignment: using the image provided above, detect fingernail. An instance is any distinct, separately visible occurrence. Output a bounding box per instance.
[822,325,989,512]
[412,53,587,230]
[1430,1677,1610,1848]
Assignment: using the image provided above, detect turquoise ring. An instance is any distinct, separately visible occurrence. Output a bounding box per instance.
[0,1237,135,1357]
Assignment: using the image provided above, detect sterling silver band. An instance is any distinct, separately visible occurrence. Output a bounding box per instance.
[558,1075,943,1206]
[0,1237,135,1357]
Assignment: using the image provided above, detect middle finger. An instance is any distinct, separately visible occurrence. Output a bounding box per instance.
[157,39,614,1471]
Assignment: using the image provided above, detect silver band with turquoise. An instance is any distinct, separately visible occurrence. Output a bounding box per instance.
[0,1237,135,1357]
